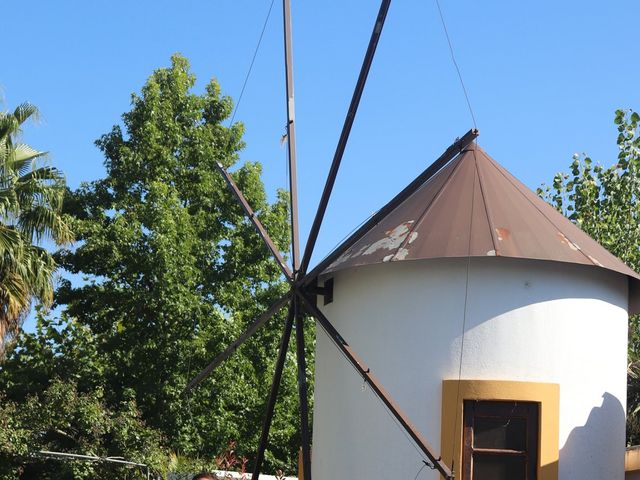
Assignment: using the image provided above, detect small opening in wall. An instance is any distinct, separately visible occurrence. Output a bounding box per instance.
[463,400,539,480]
[323,277,333,305]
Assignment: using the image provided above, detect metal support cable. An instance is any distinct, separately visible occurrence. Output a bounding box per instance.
[227,0,277,129]
[450,148,478,470]
[434,0,477,130]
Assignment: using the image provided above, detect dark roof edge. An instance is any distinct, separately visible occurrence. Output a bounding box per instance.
[302,128,479,287]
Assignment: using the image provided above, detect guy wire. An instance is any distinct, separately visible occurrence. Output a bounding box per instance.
[227,0,276,129]
[370,384,437,474]
[450,146,478,466]
[414,460,431,480]
[434,0,477,130]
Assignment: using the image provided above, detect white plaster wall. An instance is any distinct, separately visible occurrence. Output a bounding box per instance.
[312,257,629,480]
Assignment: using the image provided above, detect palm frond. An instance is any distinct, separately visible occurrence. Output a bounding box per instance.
[21,245,56,305]
[17,165,65,185]
[0,143,12,164]
[17,205,73,245]
[15,167,66,212]
[12,102,40,125]
[0,101,70,347]
[13,144,46,166]
[0,225,23,256]
[0,114,19,146]
[0,270,30,342]
[17,205,57,243]
[0,188,17,217]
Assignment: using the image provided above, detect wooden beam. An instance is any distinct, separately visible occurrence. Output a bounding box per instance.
[294,298,312,480]
[282,0,301,274]
[299,0,392,275]
[215,161,293,281]
[185,293,291,392]
[252,305,295,480]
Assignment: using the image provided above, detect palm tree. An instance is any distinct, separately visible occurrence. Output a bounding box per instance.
[0,102,72,349]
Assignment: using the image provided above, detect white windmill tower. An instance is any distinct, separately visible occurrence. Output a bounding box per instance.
[311,143,640,480]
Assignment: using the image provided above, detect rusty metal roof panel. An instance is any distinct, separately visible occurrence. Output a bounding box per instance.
[323,144,640,312]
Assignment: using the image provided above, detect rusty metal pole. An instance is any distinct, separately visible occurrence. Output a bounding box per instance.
[283,0,300,275]
[282,1,312,478]
[299,0,392,276]
[215,161,293,281]
[252,306,295,480]
[185,293,291,392]
[293,296,312,480]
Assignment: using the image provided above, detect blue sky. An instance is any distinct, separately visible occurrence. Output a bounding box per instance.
[4,1,640,329]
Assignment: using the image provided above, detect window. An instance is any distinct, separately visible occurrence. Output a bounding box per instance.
[463,400,539,480]
[441,380,558,480]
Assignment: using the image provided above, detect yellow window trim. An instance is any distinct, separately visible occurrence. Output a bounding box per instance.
[441,379,559,480]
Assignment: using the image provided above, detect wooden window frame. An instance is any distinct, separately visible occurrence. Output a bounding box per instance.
[440,380,559,480]
[463,400,539,479]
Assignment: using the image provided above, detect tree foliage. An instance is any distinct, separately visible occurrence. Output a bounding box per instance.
[0,316,166,478]
[0,54,308,477]
[539,108,640,444]
[0,103,72,348]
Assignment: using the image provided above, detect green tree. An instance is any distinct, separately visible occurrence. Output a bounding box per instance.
[0,54,307,477]
[52,54,298,470]
[0,315,166,479]
[0,103,72,348]
[538,108,640,444]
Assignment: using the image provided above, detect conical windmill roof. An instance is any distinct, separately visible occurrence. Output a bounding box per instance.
[323,143,640,313]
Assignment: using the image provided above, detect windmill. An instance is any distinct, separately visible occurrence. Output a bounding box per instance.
[186,1,473,479]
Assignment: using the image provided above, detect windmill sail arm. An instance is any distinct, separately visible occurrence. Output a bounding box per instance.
[215,161,294,281]
[299,0,392,276]
[294,298,312,480]
[298,292,455,480]
[282,0,301,274]
[252,303,296,480]
[185,293,291,392]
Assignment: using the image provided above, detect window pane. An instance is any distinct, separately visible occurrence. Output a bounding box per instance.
[473,454,526,480]
[474,416,526,450]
